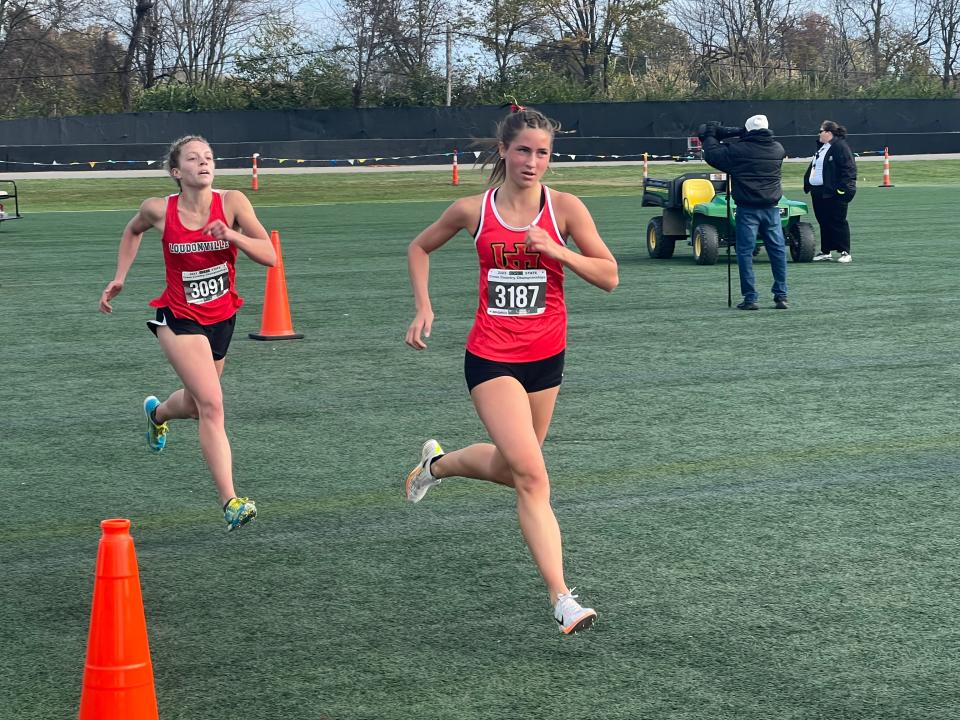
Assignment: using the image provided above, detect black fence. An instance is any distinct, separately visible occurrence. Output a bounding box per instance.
[3,100,959,172]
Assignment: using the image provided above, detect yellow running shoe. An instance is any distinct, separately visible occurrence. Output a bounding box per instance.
[224,497,257,532]
[143,396,168,453]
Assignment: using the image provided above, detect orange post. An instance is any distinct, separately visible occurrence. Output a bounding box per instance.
[452,149,459,186]
[79,519,159,720]
[643,152,649,180]
[249,230,304,341]
[251,153,259,191]
[878,147,894,188]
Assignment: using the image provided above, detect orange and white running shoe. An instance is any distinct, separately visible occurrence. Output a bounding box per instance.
[554,589,597,634]
[405,439,444,503]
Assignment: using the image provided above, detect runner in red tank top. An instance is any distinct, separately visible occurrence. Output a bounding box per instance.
[402,107,619,634]
[99,136,276,531]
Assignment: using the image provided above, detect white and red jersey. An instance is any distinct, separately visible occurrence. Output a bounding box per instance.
[149,190,242,324]
[465,185,567,362]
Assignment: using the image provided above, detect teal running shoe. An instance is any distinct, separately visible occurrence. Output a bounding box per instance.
[143,396,168,453]
[224,497,257,532]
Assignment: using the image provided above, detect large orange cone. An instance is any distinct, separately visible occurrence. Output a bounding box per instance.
[79,519,159,720]
[249,230,304,340]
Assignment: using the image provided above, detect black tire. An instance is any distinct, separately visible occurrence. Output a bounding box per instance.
[787,221,816,262]
[646,217,676,259]
[692,223,720,265]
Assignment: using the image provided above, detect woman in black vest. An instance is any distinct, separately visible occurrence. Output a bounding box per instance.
[803,120,857,263]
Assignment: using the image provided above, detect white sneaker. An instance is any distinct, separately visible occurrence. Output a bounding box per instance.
[837,252,852,263]
[405,439,444,503]
[812,251,833,262]
[554,589,597,634]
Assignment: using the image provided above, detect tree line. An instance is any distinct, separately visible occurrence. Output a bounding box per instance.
[0,0,958,118]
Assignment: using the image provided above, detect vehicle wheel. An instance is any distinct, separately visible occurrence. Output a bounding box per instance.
[692,223,719,265]
[646,217,676,259]
[788,221,816,262]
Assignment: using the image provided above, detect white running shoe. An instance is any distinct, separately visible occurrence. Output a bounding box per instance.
[405,439,444,503]
[554,589,597,634]
[812,252,833,262]
[837,252,853,263]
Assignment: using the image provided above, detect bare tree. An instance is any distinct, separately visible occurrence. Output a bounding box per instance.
[539,0,662,91]
[116,0,154,109]
[921,0,960,87]
[464,0,544,93]
[838,0,928,78]
[673,0,795,92]
[331,0,391,107]
[382,0,448,77]
[160,0,285,85]
[0,0,88,114]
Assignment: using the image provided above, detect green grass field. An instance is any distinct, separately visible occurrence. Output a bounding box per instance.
[2,163,960,719]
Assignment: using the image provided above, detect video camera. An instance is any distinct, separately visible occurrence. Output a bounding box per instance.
[697,121,744,141]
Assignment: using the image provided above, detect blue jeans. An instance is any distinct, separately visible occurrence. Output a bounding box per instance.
[735,206,788,303]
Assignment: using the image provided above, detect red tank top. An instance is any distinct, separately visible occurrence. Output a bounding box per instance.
[465,185,567,362]
[149,190,242,324]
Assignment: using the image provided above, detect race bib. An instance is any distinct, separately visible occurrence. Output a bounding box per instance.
[182,263,229,305]
[487,268,547,316]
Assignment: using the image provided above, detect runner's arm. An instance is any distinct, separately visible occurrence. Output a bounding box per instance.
[405,196,478,349]
[529,193,618,292]
[99,198,164,313]
[208,190,275,267]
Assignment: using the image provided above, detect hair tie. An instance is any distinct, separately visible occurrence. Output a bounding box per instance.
[510,103,526,114]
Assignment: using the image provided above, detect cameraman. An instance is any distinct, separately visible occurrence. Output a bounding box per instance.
[700,115,789,310]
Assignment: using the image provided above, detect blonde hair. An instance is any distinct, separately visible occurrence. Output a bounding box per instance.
[482,108,560,186]
[164,135,212,187]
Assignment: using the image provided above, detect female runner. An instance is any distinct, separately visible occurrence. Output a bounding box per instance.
[404,107,619,633]
[100,136,276,531]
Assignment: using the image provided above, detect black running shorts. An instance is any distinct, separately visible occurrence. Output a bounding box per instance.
[464,349,565,393]
[147,307,237,361]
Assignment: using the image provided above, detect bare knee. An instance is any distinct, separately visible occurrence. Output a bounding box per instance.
[512,466,551,500]
[193,394,225,425]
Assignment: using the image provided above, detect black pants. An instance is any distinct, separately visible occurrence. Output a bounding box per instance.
[811,191,851,254]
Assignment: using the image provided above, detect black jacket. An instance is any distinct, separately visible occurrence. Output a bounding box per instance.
[702,129,786,208]
[803,137,857,203]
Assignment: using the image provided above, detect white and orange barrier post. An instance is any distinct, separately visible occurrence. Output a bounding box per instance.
[452,149,459,186]
[643,152,649,180]
[251,153,260,191]
[878,147,894,188]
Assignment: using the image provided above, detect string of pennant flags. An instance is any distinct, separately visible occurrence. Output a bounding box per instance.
[0,147,888,169]
[2,150,697,169]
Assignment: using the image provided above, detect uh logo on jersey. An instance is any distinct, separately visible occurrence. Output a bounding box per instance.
[490,242,541,269]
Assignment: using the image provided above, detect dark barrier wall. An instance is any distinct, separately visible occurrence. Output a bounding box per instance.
[3,100,960,171]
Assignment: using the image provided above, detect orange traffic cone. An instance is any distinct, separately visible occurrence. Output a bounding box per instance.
[879,147,894,188]
[452,149,459,186]
[79,519,159,720]
[249,230,304,340]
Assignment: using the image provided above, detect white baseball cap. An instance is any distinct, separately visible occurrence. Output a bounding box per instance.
[745,114,769,132]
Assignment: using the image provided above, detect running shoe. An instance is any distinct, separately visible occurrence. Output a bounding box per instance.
[554,589,597,634]
[837,252,853,263]
[143,395,168,453]
[405,439,444,503]
[813,252,833,262]
[224,497,257,532]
